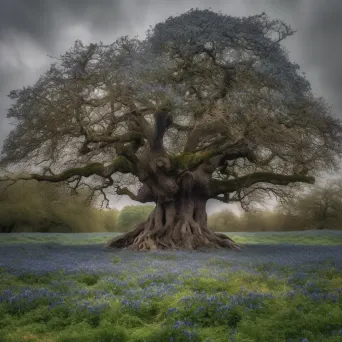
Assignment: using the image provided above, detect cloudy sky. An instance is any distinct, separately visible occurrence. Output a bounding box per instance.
[0,0,341,213]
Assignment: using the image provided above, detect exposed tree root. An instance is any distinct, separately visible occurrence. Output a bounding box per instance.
[104,207,242,251]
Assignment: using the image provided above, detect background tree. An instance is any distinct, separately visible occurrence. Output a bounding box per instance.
[208,209,287,232]
[279,180,342,230]
[208,210,241,232]
[1,9,342,250]
[0,180,119,233]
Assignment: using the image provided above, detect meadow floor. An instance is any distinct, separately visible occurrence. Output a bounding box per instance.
[0,231,341,342]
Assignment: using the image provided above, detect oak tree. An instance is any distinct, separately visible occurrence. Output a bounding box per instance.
[1,9,342,250]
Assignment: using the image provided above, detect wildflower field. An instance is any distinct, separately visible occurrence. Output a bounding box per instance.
[0,231,342,342]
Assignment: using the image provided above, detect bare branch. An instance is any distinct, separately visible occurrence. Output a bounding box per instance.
[116,183,155,203]
[0,157,134,183]
[171,139,255,173]
[210,172,315,196]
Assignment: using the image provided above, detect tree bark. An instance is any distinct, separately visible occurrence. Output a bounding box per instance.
[104,193,240,251]
[105,162,241,251]
[105,112,241,251]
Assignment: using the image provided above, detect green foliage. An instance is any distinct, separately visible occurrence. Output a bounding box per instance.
[170,151,211,170]
[209,191,342,232]
[208,209,288,232]
[100,209,119,232]
[279,180,342,231]
[2,176,342,235]
[208,210,241,232]
[116,205,155,232]
[140,325,202,342]
[239,211,287,232]
[75,274,99,286]
[55,326,127,342]
[0,180,119,233]
[3,231,341,246]
[1,247,341,342]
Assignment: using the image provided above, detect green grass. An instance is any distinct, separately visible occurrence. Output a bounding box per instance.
[227,231,342,245]
[1,230,341,246]
[0,231,341,341]
[0,264,341,341]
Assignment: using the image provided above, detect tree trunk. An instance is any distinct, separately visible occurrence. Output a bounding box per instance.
[105,194,240,251]
[105,111,241,251]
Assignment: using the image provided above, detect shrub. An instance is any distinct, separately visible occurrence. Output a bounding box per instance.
[116,205,155,232]
[208,210,241,232]
[0,180,119,233]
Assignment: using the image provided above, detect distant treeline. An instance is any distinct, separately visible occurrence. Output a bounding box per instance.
[0,181,118,233]
[1,180,342,233]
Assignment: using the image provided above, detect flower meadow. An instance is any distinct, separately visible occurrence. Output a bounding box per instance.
[0,231,341,342]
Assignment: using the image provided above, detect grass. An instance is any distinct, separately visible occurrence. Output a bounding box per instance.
[1,230,342,246]
[0,231,341,341]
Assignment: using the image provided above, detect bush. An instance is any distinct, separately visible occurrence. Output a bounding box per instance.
[208,209,300,232]
[99,209,119,232]
[278,179,342,231]
[0,180,119,233]
[208,210,241,232]
[116,205,155,232]
[239,211,281,232]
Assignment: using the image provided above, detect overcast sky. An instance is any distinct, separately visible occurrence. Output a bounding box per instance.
[0,0,341,213]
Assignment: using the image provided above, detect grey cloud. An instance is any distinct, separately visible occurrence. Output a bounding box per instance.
[300,1,342,115]
[0,0,150,145]
[0,0,149,50]
[1,0,342,212]
[257,0,342,115]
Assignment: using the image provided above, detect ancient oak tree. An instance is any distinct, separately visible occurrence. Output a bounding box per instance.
[1,9,342,250]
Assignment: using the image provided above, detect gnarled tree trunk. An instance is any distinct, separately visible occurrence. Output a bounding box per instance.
[105,111,241,251]
[105,194,240,251]
[105,164,241,251]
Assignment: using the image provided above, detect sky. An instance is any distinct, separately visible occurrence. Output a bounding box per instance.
[0,0,341,214]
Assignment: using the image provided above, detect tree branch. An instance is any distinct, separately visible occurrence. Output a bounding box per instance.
[87,131,143,144]
[184,120,228,153]
[116,183,155,203]
[210,172,315,196]
[171,139,254,172]
[0,157,135,183]
[202,47,256,71]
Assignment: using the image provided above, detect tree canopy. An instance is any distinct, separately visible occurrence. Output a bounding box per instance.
[1,9,341,250]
